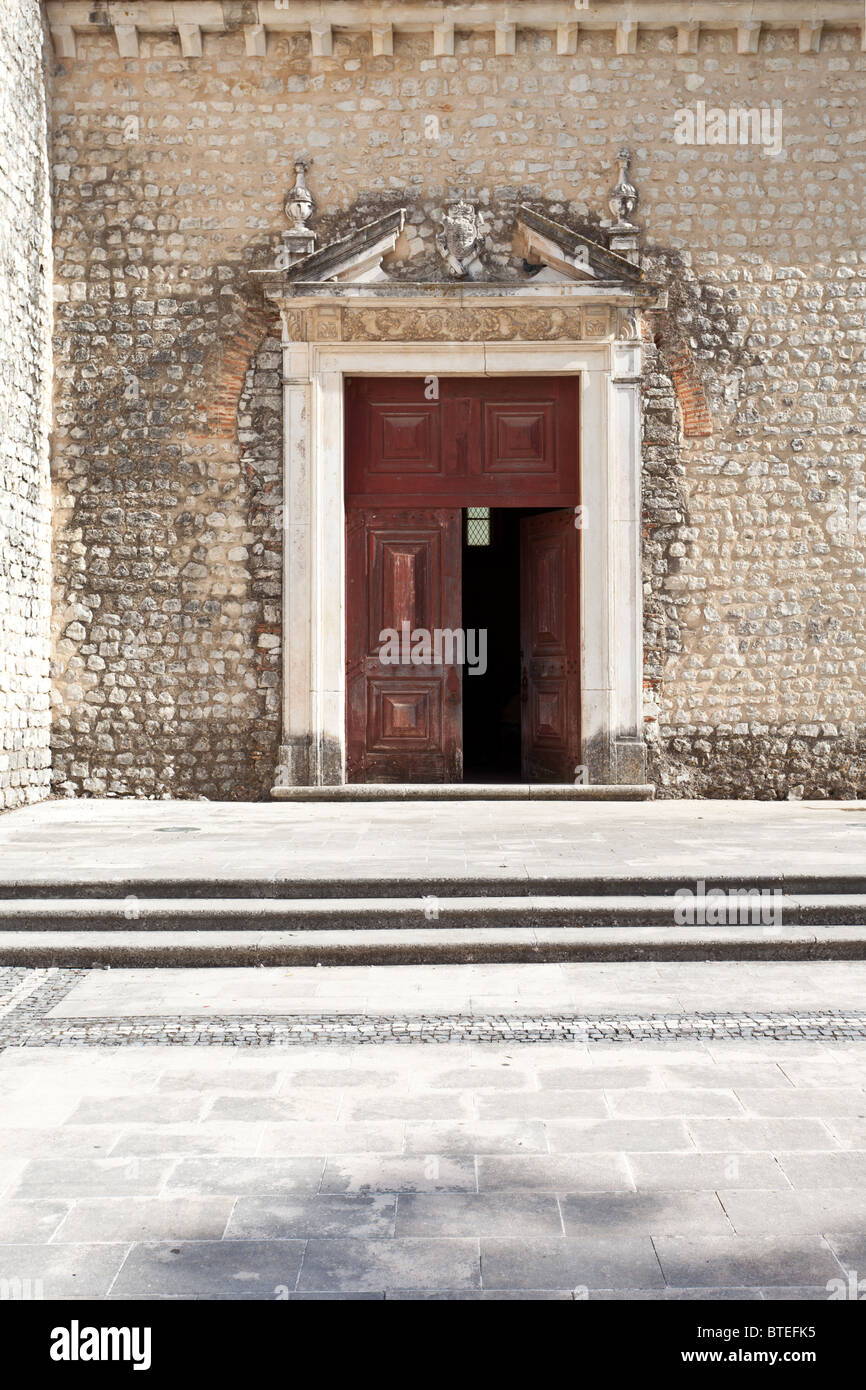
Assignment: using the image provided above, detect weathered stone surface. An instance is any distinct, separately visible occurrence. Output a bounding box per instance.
[0,0,53,810]
[30,21,866,797]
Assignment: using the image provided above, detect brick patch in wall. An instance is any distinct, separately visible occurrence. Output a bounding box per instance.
[667,347,714,438]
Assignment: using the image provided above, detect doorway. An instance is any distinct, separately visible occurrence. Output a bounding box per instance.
[344,376,581,784]
[462,507,538,782]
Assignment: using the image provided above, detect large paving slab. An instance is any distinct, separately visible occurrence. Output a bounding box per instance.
[1,798,865,890]
[0,1026,864,1299]
[44,961,866,1018]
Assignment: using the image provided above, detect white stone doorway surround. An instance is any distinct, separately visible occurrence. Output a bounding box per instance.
[269,327,646,794]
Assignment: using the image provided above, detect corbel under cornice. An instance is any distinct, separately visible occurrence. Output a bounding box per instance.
[45,3,866,63]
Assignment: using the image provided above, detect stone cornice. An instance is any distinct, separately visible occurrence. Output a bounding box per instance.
[45,2,866,62]
[255,280,662,310]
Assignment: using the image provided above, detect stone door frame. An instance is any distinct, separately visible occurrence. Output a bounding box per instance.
[273,334,645,791]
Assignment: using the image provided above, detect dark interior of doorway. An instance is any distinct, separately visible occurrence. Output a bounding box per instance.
[461,507,548,783]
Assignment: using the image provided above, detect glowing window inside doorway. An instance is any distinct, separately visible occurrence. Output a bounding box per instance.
[466,507,490,547]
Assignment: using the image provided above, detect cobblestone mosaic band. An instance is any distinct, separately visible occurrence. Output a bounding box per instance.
[4,970,866,1048]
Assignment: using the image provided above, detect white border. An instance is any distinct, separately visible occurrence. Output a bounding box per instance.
[275,337,644,787]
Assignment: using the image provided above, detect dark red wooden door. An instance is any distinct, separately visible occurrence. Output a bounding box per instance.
[346,508,462,783]
[520,509,580,783]
[346,376,579,507]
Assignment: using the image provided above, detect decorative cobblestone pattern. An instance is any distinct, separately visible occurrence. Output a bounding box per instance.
[49,284,282,800]
[12,1013,866,1048]
[0,0,53,811]
[4,969,866,1050]
[45,23,866,799]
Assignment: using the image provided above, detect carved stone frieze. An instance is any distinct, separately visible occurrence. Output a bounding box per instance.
[338,305,598,343]
[282,308,307,342]
[615,308,640,341]
[309,305,342,341]
[582,311,611,339]
[280,302,627,345]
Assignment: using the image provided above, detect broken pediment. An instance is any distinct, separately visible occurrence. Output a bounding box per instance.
[277,208,406,286]
[253,152,655,305]
[515,206,643,285]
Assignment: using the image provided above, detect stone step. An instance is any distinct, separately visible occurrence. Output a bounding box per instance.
[0,874,863,901]
[2,925,866,966]
[271,783,657,801]
[0,892,865,931]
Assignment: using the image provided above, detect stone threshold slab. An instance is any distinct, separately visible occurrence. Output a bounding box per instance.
[271,784,656,801]
[45,961,866,1019]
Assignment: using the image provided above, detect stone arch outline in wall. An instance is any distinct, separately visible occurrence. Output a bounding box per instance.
[210,299,278,441]
[638,299,713,764]
[649,321,714,441]
[641,252,749,445]
[50,290,285,803]
[639,328,692,767]
[667,344,714,439]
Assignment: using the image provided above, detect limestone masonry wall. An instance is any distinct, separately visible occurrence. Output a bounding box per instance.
[46,21,866,798]
[0,0,53,810]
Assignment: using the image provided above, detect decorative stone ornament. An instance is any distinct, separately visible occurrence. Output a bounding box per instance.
[251,182,658,792]
[436,200,486,279]
[278,159,316,267]
[604,149,641,264]
[285,159,314,231]
[47,6,861,65]
[608,149,638,225]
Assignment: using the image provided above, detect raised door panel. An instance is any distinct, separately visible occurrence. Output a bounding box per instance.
[480,400,557,478]
[369,404,441,475]
[346,380,443,502]
[346,508,462,783]
[370,534,435,648]
[346,377,578,506]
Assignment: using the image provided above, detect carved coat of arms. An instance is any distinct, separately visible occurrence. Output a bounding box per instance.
[436,200,486,278]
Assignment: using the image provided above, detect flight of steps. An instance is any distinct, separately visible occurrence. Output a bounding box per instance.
[1,872,865,964]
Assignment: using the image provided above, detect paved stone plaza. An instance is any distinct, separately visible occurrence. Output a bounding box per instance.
[0,798,864,1298]
[2,961,866,1300]
[2,797,865,887]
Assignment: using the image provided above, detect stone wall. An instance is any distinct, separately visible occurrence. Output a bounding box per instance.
[642,239,866,799]
[46,20,866,798]
[0,0,53,810]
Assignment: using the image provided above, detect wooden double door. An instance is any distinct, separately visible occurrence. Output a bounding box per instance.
[345,377,581,784]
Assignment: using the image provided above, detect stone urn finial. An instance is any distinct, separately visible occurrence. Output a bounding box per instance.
[278,158,317,268]
[609,149,638,226]
[605,148,641,265]
[285,158,315,233]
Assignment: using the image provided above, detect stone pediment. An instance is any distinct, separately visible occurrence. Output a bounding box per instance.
[254,206,652,301]
[253,152,659,308]
[515,206,643,284]
[282,209,407,286]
